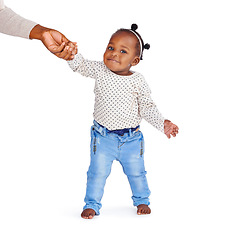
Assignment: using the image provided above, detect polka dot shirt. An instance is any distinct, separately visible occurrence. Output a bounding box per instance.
[68,53,165,132]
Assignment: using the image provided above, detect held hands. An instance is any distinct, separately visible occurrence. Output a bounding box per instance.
[30,25,77,60]
[41,29,78,60]
[60,41,78,60]
[164,120,179,139]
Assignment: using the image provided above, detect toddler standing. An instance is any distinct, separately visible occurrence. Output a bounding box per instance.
[65,24,179,219]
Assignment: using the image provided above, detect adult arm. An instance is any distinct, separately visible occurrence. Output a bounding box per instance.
[0,4,77,60]
[0,6,37,39]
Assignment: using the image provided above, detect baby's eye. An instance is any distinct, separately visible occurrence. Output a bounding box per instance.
[121,50,127,54]
[108,46,114,50]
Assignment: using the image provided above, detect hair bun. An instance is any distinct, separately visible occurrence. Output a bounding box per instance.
[131,23,138,31]
[144,43,150,50]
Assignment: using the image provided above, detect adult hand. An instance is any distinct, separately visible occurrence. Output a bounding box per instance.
[29,24,77,60]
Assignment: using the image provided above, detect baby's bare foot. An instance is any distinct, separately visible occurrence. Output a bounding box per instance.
[81,209,96,219]
[137,204,151,215]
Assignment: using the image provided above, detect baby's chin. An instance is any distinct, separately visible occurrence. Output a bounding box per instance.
[104,60,120,72]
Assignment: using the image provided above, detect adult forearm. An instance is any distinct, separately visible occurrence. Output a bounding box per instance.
[0,7,37,39]
[0,3,77,60]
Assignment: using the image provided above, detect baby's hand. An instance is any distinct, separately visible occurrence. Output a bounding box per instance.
[164,120,179,139]
[60,42,78,60]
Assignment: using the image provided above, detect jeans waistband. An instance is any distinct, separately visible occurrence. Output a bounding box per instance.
[93,120,140,136]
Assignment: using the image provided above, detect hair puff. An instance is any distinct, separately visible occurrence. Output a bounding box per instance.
[131,23,138,31]
[144,43,150,50]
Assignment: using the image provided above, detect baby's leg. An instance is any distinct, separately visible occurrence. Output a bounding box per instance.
[119,133,151,214]
[82,128,116,218]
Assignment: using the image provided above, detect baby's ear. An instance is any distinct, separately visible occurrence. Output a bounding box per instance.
[131,56,140,66]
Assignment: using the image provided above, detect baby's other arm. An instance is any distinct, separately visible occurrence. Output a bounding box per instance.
[138,76,179,138]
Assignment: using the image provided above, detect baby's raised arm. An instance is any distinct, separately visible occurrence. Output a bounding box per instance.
[67,51,104,79]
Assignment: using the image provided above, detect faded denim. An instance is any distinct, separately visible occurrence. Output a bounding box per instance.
[83,121,151,215]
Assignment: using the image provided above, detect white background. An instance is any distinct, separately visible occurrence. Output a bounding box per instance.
[0,0,240,239]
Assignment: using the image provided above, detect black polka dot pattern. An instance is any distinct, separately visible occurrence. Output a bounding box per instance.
[68,53,165,132]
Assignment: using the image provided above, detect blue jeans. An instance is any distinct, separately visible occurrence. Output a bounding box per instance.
[83,121,151,215]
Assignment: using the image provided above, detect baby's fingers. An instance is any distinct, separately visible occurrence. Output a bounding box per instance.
[171,132,177,137]
[174,125,179,135]
[65,44,78,60]
[53,41,66,53]
[56,46,73,60]
[165,128,172,139]
[63,47,73,60]
[71,46,78,56]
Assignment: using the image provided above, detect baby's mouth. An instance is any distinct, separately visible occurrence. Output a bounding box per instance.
[107,58,120,63]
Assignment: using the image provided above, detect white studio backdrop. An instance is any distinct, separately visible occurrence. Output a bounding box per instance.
[0,0,240,239]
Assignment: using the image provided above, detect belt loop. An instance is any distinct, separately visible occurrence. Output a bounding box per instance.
[129,128,132,137]
[98,126,102,135]
[103,127,106,136]
[93,120,107,136]
[100,127,105,136]
[100,126,106,136]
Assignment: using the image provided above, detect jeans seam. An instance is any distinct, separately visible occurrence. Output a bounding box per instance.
[140,140,143,157]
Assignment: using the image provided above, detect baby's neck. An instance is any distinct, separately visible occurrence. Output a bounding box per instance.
[111,69,133,76]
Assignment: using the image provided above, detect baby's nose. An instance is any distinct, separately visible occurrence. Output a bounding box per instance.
[111,50,118,57]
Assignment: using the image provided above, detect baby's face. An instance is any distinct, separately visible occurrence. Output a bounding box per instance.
[103,31,140,76]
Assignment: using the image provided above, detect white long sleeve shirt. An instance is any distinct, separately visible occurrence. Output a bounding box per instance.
[68,53,165,132]
[0,0,37,38]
